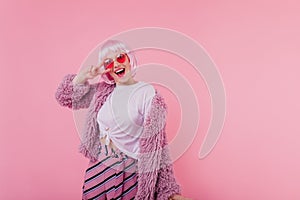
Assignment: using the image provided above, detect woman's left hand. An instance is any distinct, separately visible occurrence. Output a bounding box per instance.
[169,194,192,200]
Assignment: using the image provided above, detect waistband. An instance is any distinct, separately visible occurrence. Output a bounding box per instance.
[98,144,131,160]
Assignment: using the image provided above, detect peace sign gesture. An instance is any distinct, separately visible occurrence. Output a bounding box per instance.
[72,64,111,85]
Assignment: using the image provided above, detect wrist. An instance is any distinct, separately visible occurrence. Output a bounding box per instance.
[72,75,87,85]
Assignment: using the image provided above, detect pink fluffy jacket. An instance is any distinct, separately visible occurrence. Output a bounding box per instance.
[55,74,181,200]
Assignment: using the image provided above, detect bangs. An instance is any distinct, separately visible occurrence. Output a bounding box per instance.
[98,40,130,64]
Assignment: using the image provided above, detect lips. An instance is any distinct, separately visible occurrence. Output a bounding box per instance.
[114,68,126,77]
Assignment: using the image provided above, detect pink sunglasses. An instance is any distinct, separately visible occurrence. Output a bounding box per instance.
[103,53,129,70]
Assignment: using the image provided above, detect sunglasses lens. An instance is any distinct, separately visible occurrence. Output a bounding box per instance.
[104,59,113,69]
[116,53,126,63]
[103,54,127,69]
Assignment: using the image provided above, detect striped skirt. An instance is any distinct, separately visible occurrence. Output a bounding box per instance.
[82,145,138,200]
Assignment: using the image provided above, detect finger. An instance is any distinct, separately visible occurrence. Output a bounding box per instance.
[103,68,111,74]
[88,65,94,74]
[91,65,98,75]
[98,67,111,75]
[94,64,101,71]
[96,65,107,74]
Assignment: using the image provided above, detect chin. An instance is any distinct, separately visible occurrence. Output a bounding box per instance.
[117,77,131,84]
[115,70,132,83]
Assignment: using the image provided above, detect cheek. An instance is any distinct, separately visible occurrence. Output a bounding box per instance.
[125,61,131,70]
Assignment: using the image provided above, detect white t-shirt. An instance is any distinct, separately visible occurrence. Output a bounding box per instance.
[97,81,156,159]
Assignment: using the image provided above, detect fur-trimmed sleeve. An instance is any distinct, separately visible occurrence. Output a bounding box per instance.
[136,91,181,200]
[55,74,99,110]
[154,130,181,199]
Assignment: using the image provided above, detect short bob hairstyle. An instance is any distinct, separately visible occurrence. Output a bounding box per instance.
[98,40,137,84]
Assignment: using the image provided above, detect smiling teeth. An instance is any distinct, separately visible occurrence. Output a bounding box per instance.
[115,68,124,73]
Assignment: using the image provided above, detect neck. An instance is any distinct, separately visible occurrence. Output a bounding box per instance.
[116,78,137,86]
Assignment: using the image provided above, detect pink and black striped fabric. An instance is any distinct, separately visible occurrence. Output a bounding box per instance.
[82,145,138,200]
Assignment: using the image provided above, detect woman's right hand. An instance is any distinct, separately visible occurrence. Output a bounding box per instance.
[72,64,111,85]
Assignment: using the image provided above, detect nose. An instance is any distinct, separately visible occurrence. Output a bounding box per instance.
[113,59,122,68]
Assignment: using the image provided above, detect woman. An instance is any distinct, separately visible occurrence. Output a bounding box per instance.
[55,40,190,200]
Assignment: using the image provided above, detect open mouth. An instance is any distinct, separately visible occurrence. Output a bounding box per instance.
[114,68,126,77]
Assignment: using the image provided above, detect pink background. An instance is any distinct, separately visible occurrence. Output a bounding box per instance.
[1,0,299,199]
